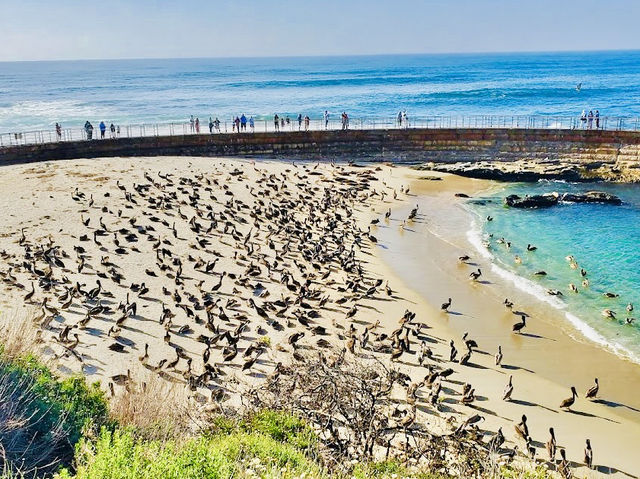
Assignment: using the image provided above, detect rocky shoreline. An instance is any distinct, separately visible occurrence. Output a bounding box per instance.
[417,158,640,183]
[504,190,622,208]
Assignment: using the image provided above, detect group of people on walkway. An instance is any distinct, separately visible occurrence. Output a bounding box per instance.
[580,110,601,129]
[397,110,409,128]
[82,121,119,140]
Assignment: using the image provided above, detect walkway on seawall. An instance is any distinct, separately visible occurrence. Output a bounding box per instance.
[2,127,640,167]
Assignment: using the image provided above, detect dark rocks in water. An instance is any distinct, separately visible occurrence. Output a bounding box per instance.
[505,191,621,208]
[560,191,622,205]
[505,194,558,208]
[455,193,470,198]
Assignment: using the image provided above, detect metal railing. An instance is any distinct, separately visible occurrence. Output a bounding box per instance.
[1,115,639,148]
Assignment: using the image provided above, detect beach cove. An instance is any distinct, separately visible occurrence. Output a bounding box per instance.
[0,157,637,477]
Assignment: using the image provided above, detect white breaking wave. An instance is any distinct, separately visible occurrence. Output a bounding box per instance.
[466,214,640,365]
[0,100,117,131]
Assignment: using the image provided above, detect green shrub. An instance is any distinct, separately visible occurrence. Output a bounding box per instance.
[0,353,112,477]
[56,427,325,479]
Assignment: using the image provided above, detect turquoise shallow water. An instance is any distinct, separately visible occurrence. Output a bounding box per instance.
[467,182,640,362]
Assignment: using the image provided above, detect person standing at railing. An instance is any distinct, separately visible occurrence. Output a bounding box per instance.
[249,116,254,132]
[208,117,214,134]
[99,121,106,139]
[304,115,310,131]
[587,110,594,129]
[580,110,587,129]
[110,123,116,138]
[595,110,600,129]
[402,111,408,128]
[324,110,329,129]
[190,115,195,132]
[241,114,247,131]
[55,123,62,140]
[297,114,302,131]
[195,117,200,133]
[397,111,402,127]
[214,117,221,133]
[274,114,280,132]
[84,121,94,140]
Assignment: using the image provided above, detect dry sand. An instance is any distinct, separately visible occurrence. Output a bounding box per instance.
[0,156,638,478]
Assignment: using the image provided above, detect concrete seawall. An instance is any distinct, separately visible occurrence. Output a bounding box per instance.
[2,128,640,167]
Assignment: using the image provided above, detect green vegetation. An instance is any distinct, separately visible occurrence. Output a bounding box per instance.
[0,353,112,476]
[0,351,552,479]
[55,426,324,479]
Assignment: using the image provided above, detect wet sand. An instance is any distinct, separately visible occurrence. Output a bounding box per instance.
[0,157,638,477]
[372,170,640,477]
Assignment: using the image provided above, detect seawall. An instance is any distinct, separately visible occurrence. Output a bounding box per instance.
[2,128,640,180]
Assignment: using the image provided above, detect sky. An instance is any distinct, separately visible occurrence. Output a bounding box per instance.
[1,0,639,61]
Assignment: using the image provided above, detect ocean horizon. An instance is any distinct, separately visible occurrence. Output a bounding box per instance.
[2,50,640,132]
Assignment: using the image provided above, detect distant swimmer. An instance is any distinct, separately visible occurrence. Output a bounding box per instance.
[576,82,582,91]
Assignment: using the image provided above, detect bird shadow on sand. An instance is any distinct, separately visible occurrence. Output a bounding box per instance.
[467,404,510,421]
[510,399,558,414]
[501,364,535,374]
[519,332,553,340]
[594,464,639,478]
[594,398,640,414]
[445,311,464,316]
[464,362,489,370]
[567,409,620,424]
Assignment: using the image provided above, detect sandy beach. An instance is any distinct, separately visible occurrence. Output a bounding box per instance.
[0,156,639,478]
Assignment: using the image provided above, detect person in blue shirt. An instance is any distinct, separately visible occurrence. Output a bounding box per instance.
[240,114,247,131]
[99,121,106,139]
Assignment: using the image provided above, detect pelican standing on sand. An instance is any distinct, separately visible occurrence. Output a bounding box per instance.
[585,378,599,399]
[559,386,578,410]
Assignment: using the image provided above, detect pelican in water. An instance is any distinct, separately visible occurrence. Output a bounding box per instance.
[601,309,616,319]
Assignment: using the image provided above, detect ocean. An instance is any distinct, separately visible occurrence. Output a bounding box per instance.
[467,182,640,364]
[3,50,640,361]
[1,50,640,131]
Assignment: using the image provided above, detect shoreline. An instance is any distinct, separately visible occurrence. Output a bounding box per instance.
[370,168,640,476]
[0,157,638,477]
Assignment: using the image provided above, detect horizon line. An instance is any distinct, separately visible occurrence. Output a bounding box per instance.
[1,47,639,64]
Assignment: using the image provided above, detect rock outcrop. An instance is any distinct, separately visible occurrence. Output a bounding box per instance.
[504,191,622,208]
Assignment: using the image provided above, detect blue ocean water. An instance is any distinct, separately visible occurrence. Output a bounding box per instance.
[468,182,640,363]
[1,50,640,131]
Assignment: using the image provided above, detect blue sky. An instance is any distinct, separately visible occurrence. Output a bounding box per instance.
[1,0,639,61]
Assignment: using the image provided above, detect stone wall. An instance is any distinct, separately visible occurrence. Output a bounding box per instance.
[1,128,640,166]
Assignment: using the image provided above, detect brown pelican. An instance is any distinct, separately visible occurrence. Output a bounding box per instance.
[512,316,526,333]
[584,439,593,469]
[441,298,452,312]
[546,427,557,462]
[585,378,599,399]
[502,375,513,401]
[559,386,578,410]
[495,345,503,366]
